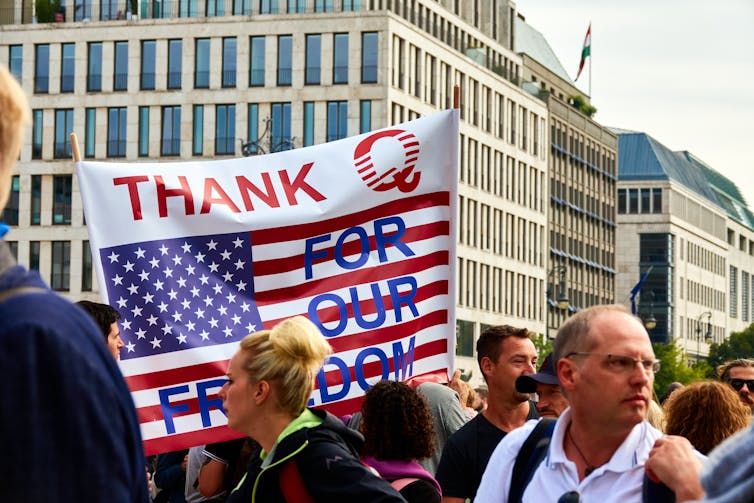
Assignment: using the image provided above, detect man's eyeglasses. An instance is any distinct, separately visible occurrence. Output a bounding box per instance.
[726,378,754,391]
[565,352,661,373]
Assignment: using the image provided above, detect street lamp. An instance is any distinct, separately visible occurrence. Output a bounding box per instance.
[642,291,657,331]
[696,311,713,360]
[240,116,296,156]
[546,265,569,338]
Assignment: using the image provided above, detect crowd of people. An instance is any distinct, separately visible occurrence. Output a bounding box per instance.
[3,62,754,502]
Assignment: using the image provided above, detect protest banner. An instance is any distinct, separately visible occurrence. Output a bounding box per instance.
[77,109,459,455]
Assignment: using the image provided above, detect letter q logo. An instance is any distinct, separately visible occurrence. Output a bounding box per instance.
[353,129,421,193]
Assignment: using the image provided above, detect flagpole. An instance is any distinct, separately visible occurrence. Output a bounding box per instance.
[589,21,592,98]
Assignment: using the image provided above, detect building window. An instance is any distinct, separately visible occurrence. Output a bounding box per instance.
[326,101,347,142]
[617,188,626,214]
[333,33,348,84]
[271,102,292,152]
[215,104,235,155]
[29,241,40,270]
[54,109,73,159]
[247,103,258,154]
[6,241,17,260]
[260,0,277,13]
[640,188,651,213]
[141,40,156,90]
[193,105,204,155]
[9,45,23,82]
[287,0,304,12]
[35,44,49,93]
[222,37,237,88]
[277,35,292,86]
[303,101,315,147]
[168,39,182,89]
[75,0,92,20]
[107,107,127,157]
[361,32,378,83]
[743,271,750,322]
[85,108,96,158]
[113,41,128,91]
[360,100,371,133]
[53,175,73,225]
[82,240,93,292]
[161,106,181,156]
[195,39,210,89]
[206,0,224,16]
[305,34,321,85]
[139,106,150,157]
[628,188,639,213]
[731,265,738,318]
[1,176,20,226]
[179,0,198,16]
[343,0,359,10]
[456,319,474,356]
[51,241,71,291]
[61,43,75,93]
[100,0,117,19]
[652,188,662,213]
[30,176,41,226]
[249,36,265,86]
[233,0,249,15]
[88,42,102,92]
[32,110,43,159]
[314,0,333,11]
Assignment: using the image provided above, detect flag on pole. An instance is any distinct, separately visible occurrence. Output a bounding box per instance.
[77,110,459,455]
[575,22,591,81]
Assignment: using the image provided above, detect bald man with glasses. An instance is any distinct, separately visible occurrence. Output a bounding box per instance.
[476,304,670,503]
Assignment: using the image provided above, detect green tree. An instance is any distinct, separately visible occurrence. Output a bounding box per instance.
[532,333,553,369]
[652,339,709,397]
[707,323,754,375]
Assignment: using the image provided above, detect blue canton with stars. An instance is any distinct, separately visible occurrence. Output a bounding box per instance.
[99,232,262,360]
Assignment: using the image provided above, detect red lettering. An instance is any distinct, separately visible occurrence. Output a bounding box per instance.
[235,173,280,211]
[278,162,326,206]
[113,176,150,220]
[200,178,241,214]
[155,176,195,218]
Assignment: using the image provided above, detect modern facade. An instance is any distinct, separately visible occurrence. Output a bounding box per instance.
[1,0,551,385]
[615,130,754,358]
[515,16,617,338]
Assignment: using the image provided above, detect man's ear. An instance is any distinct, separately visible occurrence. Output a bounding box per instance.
[558,358,578,393]
[480,356,495,379]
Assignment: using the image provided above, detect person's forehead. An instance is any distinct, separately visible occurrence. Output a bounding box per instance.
[587,311,650,350]
[500,336,536,357]
[729,366,754,379]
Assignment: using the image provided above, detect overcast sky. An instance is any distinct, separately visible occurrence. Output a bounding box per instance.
[515,0,754,208]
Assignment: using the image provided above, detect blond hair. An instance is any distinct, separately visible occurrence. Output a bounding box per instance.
[239,316,332,416]
[0,64,30,210]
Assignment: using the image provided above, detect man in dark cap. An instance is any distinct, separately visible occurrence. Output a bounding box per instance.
[516,352,569,418]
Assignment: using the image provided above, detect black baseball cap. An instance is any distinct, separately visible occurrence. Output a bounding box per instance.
[516,352,559,393]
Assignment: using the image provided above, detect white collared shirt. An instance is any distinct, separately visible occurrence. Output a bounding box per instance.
[474,408,664,503]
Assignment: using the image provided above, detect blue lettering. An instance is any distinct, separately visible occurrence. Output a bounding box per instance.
[196,378,227,427]
[374,216,415,261]
[351,283,386,329]
[317,356,351,403]
[303,233,331,280]
[308,292,348,337]
[334,226,370,270]
[387,276,419,322]
[393,336,416,380]
[158,384,190,434]
[354,347,389,390]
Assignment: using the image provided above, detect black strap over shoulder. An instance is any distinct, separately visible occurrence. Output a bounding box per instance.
[508,418,557,503]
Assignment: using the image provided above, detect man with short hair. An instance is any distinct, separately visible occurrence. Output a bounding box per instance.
[77,300,125,360]
[717,358,754,412]
[515,352,569,419]
[476,305,664,502]
[436,325,538,503]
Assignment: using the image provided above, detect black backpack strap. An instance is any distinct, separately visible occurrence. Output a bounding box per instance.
[643,472,676,503]
[508,418,557,503]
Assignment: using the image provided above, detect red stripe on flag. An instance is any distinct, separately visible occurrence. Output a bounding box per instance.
[255,250,449,306]
[252,220,449,277]
[250,191,450,245]
[125,360,229,392]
